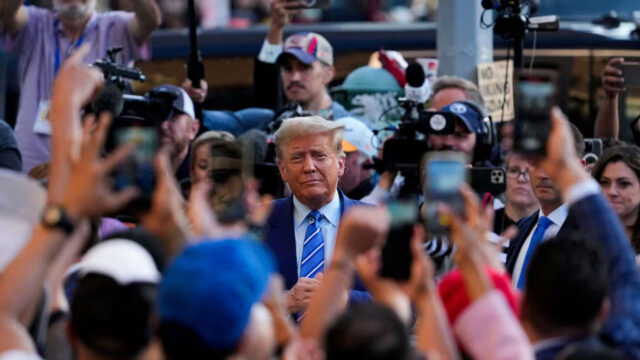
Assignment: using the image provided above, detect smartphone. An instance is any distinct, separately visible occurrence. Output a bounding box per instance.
[379,198,419,281]
[208,140,253,224]
[583,138,604,166]
[110,122,158,213]
[513,70,557,156]
[423,152,466,236]
[469,167,506,197]
[286,0,330,9]
[621,62,640,89]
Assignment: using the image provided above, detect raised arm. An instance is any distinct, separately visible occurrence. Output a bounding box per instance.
[0,0,27,37]
[266,0,302,46]
[128,0,162,46]
[545,107,640,359]
[594,57,624,139]
[0,49,136,354]
[442,187,533,360]
[300,206,389,342]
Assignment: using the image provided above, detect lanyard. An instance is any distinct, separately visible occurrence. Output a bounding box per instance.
[53,20,85,76]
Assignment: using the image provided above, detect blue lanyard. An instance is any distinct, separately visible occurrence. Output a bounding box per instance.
[54,20,85,75]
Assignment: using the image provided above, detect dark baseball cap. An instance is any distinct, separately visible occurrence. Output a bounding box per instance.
[150,84,196,119]
[277,32,334,66]
[441,101,485,133]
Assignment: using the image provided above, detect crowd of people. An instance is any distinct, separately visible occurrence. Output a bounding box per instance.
[24,0,435,29]
[2,1,640,360]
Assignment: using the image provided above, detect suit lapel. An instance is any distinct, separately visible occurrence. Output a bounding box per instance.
[506,211,539,275]
[557,208,580,238]
[268,196,298,290]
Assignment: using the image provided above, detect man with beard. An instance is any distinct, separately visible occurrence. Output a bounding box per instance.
[427,76,494,165]
[185,0,353,136]
[253,0,350,120]
[0,0,161,173]
[151,84,200,182]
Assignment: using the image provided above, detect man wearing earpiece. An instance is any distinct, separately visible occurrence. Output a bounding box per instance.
[427,76,499,167]
[428,100,498,167]
[361,76,500,205]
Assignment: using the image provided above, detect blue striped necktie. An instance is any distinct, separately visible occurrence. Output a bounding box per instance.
[517,216,553,289]
[300,210,325,279]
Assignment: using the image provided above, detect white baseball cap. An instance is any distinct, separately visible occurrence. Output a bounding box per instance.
[335,117,378,159]
[80,239,160,285]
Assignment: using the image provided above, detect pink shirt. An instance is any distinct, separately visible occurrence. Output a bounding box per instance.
[454,290,534,360]
[1,6,149,172]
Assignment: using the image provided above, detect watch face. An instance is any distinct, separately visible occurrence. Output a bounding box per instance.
[44,207,62,225]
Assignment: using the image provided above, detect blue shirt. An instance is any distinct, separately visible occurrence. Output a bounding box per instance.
[292,191,341,278]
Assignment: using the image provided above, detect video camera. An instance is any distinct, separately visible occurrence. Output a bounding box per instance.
[88,48,181,153]
[481,0,559,38]
[377,63,456,175]
[89,48,183,216]
[375,64,499,197]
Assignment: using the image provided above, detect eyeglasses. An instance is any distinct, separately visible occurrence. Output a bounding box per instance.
[506,167,530,180]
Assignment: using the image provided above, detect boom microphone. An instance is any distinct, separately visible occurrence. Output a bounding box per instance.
[404,62,431,104]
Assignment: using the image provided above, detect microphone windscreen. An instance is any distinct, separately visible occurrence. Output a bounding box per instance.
[92,82,124,117]
[406,62,426,88]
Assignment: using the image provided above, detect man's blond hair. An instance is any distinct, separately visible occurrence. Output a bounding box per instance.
[274,116,345,161]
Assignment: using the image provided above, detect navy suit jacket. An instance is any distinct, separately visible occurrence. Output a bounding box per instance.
[505,207,581,275]
[520,194,640,359]
[264,190,370,303]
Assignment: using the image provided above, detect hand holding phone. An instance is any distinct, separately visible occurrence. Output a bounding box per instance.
[602,57,625,96]
[469,167,506,197]
[513,70,557,156]
[621,61,640,89]
[109,121,159,214]
[379,199,419,281]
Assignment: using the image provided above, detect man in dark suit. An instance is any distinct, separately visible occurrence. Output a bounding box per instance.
[505,122,585,289]
[518,107,640,360]
[264,115,368,316]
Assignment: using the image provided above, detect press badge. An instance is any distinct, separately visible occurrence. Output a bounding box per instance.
[33,100,53,135]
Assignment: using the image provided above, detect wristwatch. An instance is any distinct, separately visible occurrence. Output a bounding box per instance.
[41,205,75,235]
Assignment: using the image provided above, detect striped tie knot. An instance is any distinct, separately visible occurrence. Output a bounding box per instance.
[307,210,322,224]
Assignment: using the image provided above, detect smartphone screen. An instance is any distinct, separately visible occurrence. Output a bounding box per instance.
[621,62,640,89]
[424,153,466,236]
[513,71,556,155]
[208,140,253,224]
[111,125,158,212]
[380,199,419,281]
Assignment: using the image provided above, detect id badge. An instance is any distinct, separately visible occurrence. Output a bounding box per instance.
[33,100,52,135]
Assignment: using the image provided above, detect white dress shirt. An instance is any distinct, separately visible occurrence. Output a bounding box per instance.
[257,40,283,64]
[292,191,341,278]
[511,203,569,287]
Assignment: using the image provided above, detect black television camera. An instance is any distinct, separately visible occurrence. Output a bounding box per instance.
[89,48,181,152]
[90,47,146,118]
[90,48,182,216]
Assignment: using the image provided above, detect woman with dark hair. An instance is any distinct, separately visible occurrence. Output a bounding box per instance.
[592,145,640,254]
